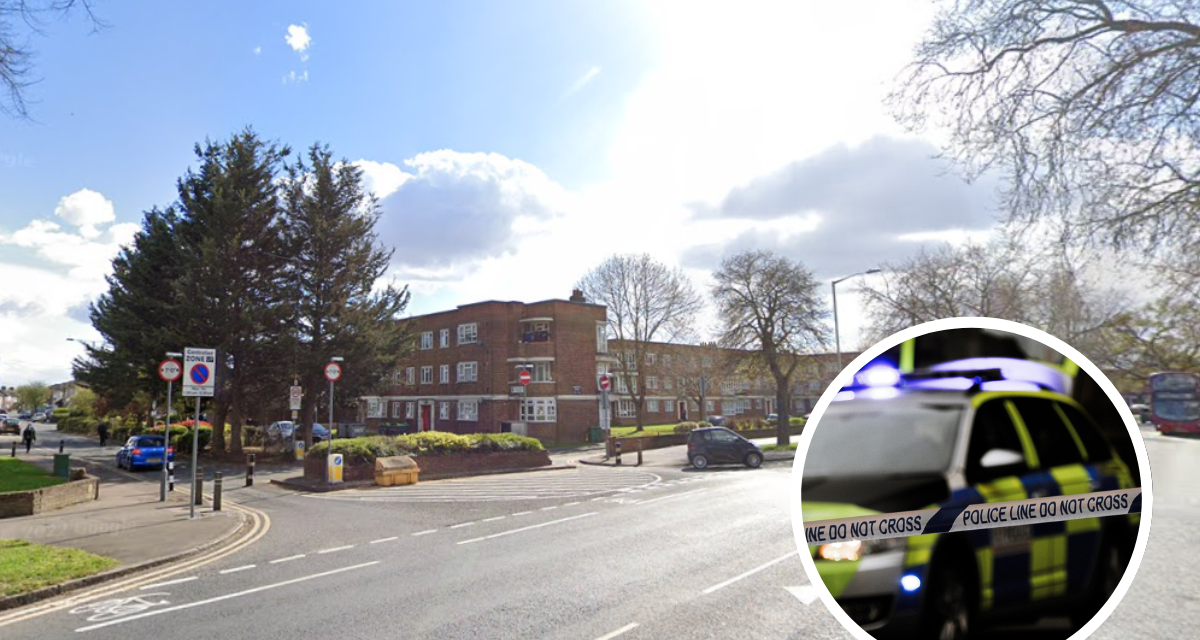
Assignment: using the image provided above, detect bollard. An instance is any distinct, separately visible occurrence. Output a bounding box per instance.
[246,453,255,487]
[615,439,622,466]
[637,437,643,466]
[10,442,15,457]
[60,440,64,453]
[168,460,175,492]
[195,468,204,506]
[213,471,223,512]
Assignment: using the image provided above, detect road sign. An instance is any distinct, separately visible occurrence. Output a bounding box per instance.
[324,362,343,382]
[519,369,532,386]
[289,385,302,411]
[598,374,611,391]
[182,348,216,397]
[158,359,182,382]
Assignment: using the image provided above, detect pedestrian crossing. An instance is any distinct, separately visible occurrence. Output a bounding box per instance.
[304,469,712,503]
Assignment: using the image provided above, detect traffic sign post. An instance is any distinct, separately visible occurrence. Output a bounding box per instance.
[325,359,343,485]
[158,357,182,502]
[598,374,612,432]
[290,385,302,411]
[184,347,215,518]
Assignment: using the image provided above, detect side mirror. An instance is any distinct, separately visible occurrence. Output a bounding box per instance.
[980,448,1025,468]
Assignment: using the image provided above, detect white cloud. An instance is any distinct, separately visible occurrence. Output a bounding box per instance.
[285,24,311,60]
[53,188,115,239]
[353,160,410,199]
[283,70,309,84]
[563,66,601,99]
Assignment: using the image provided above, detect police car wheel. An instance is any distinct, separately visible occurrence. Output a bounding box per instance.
[744,452,763,468]
[922,565,971,640]
[692,455,709,470]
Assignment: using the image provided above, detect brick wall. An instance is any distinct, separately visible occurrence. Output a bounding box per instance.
[0,476,99,519]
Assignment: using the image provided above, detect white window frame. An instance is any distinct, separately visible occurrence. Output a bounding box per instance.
[391,402,401,419]
[440,328,450,348]
[439,401,450,420]
[440,364,450,384]
[663,354,672,367]
[458,399,478,421]
[647,399,660,412]
[596,322,608,353]
[457,361,478,382]
[665,399,675,413]
[532,361,552,383]
[664,377,673,391]
[520,398,557,422]
[420,331,433,350]
[624,351,638,371]
[616,375,629,394]
[405,367,415,385]
[420,366,433,384]
[646,352,656,366]
[457,322,479,345]
[706,400,714,412]
[617,399,635,418]
[405,402,415,419]
[646,376,658,390]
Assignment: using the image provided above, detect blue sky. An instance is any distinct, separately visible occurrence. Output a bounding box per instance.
[1,0,1012,385]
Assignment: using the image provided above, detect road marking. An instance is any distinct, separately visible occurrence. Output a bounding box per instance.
[269,555,305,564]
[449,522,476,529]
[74,561,381,632]
[482,516,505,522]
[540,506,558,511]
[218,565,256,574]
[317,545,354,554]
[594,622,639,640]
[701,551,798,595]
[458,512,599,545]
[139,577,196,590]
[370,536,399,544]
[786,585,820,605]
[591,497,606,501]
[512,511,533,516]
[412,529,438,536]
[563,502,581,506]
[631,488,708,506]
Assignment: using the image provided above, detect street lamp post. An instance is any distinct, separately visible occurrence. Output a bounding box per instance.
[832,269,882,372]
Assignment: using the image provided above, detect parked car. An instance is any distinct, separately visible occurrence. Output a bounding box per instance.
[704,415,725,426]
[686,426,763,470]
[31,412,47,423]
[266,421,329,442]
[116,435,175,471]
[17,412,31,420]
[1,416,20,435]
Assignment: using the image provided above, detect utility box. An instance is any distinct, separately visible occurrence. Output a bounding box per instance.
[294,440,306,461]
[375,456,420,486]
[53,454,71,479]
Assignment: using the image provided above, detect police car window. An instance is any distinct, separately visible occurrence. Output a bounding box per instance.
[965,400,1029,484]
[1011,397,1084,468]
[802,403,961,477]
[1056,402,1112,462]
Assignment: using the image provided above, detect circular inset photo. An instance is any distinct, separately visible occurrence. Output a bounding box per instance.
[791,318,1152,640]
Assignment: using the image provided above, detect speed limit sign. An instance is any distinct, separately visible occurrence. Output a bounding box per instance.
[158,359,182,382]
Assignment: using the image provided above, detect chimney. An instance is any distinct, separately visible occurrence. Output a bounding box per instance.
[569,289,586,303]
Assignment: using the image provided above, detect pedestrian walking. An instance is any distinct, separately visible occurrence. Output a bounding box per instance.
[98,421,109,447]
[22,423,36,454]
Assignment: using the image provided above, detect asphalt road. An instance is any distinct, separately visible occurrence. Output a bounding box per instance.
[1,421,1196,639]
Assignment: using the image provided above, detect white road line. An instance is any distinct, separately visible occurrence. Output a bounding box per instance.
[449,522,476,529]
[412,529,438,536]
[594,622,639,640]
[369,537,399,544]
[564,502,581,506]
[540,506,558,511]
[512,511,533,516]
[591,497,606,501]
[482,516,505,522]
[269,554,305,564]
[74,561,381,632]
[631,488,708,506]
[139,576,197,590]
[786,585,820,605]
[458,512,599,545]
[701,551,798,595]
[317,545,354,554]
[218,565,256,574]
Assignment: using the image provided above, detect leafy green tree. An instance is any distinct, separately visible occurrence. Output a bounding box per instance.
[68,387,98,417]
[16,382,50,411]
[280,144,414,447]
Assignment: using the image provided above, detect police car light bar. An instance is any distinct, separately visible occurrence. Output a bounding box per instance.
[842,357,1070,395]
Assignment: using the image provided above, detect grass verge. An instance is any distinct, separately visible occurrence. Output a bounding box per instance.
[610,424,679,437]
[760,443,798,452]
[0,539,119,596]
[0,458,67,493]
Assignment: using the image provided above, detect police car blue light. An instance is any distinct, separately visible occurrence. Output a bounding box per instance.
[900,574,921,592]
[856,365,902,388]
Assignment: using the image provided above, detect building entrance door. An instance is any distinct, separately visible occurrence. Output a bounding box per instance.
[679,401,688,421]
[420,404,432,431]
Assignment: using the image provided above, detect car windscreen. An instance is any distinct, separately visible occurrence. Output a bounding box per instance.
[802,402,962,478]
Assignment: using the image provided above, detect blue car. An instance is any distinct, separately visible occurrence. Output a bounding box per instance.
[116,435,175,471]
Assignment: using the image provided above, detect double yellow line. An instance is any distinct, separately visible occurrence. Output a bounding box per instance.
[0,500,271,628]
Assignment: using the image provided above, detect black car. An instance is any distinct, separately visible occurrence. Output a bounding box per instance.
[687,427,763,469]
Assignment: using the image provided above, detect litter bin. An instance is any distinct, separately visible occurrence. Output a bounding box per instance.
[588,427,603,443]
[53,453,71,479]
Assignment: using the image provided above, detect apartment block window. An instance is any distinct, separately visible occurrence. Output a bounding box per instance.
[521,321,551,343]
[457,361,478,382]
[367,398,384,419]
[520,398,557,422]
[664,377,673,391]
[458,399,478,421]
[663,354,672,367]
[420,331,433,350]
[809,379,820,391]
[440,364,450,384]
[439,329,450,348]
[596,322,608,353]
[617,399,635,418]
[391,402,401,419]
[420,366,433,384]
[646,376,658,390]
[665,399,675,413]
[405,367,415,385]
[439,401,450,420]
[531,361,552,382]
[393,370,402,383]
[406,402,415,419]
[706,400,714,412]
[457,322,479,345]
[647,399,660,413]
[616,375,629,394]
[624,351,638,371]
[646,353,656,366]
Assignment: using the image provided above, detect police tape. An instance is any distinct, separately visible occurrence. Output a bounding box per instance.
[802,488,1142,546]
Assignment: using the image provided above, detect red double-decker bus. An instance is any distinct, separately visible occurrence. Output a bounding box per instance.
[1148,371,1200,435]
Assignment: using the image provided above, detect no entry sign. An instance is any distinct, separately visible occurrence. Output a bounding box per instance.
[519,369,532,386]
[183,348,216,397]
[598,374,611,392]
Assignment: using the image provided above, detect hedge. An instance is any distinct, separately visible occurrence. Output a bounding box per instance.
[305,431,544,462]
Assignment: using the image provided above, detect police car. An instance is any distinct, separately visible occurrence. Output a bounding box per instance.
[801,358,1139,639]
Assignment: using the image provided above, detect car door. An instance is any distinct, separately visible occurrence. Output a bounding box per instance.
[119,437,136,464]
[709,429,742,463]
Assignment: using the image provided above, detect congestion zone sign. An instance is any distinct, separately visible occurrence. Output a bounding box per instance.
[183,347,216,397]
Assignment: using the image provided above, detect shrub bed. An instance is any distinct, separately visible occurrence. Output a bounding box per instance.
[305,431,544,463]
